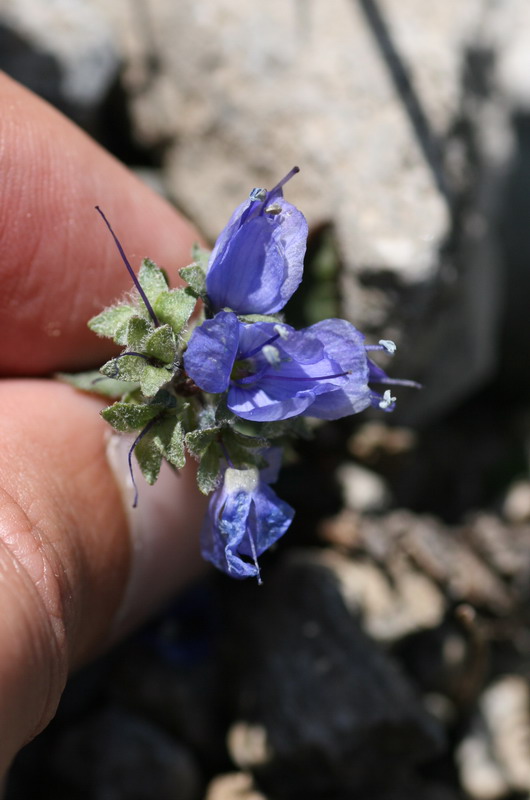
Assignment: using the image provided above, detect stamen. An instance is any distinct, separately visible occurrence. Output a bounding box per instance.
[249,188,267,202]
[274,324,290,340]
[242,332,281,359]
[95,206,160,328]
[379,389,396,410]
[265,202,282,216]
[262,345,281,366]
[270,165,300,195]
[127,416,161,508]
[236,369,349,385]
[379,339,397,355]
[365,340,397,355]
[376,377,422,389]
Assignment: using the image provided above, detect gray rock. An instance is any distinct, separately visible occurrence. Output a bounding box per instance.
[0,0,119,125]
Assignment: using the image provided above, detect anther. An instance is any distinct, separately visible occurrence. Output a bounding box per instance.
[379,340,396,355]
[379,390,396,410]
[250,188,267,202]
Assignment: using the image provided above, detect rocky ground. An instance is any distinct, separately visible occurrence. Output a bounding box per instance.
[3,1,530,798]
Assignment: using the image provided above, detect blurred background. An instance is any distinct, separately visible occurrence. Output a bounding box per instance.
[4,1,530,799]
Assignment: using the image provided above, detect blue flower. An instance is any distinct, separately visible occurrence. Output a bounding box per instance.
[184,311,416,422]
[201,456,294,580]
[206,167,308,315]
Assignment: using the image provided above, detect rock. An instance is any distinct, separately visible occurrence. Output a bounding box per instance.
[457,675,530,799]
[205,772,268,800]
[503,480,530,524]
[222,550,444,798]
[336,462,391,513]
[0,0,119,128]
[51,707,201,800]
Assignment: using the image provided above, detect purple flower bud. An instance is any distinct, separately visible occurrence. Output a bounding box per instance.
[201,458,294,580]
[206,168,308,315]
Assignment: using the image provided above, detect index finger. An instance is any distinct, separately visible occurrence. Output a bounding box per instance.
[0,74,201,376]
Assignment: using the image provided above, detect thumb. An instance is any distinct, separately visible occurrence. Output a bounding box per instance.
[0,379,206,772]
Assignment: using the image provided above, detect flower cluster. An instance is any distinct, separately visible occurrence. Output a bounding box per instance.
[69,168,417,582]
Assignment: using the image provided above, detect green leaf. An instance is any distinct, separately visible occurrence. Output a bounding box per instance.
[197,443,221,494]
[154,288,197,335]
[185,428,219,458]
[179,264,206,297]
[138,258,169,305]
[144,324,177,363]
[56,370,135,398]
[221,428,269,469]
[101,355,147,383]
[101,401,162,432]
[88,305,137,345]
[135,433,164,485]
[126,316,152,349]
[140,364,172,397]
[152,418,186,469]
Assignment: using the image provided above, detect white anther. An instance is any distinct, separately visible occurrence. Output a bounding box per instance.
[262,345,281,366]
[274,324,289,340]
[250,188,267,202]
[379,389,396,410]
[379,339,397,355]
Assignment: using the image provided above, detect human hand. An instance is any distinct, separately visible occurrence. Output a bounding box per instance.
[0,73,206,773]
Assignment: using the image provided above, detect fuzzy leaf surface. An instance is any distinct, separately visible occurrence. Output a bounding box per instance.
[185,428,219,458]
[135,433,164,485]
[197,444,221,494]
[101,402,162,432]
[126,316,152,350]
[151,418,186,469]
[88,305,137,345]
[179,264,206,297]
[57,371,135,398]
[144,324,177,363]
[138,258,169,305]
[101,355,147,383]
[154,289,196,335]
[140,364,172,397]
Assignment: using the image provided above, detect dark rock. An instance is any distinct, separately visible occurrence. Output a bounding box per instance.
[51,707,201,800]
[222,550,444,799]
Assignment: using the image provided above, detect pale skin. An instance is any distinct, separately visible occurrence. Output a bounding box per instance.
[0,73,206,773]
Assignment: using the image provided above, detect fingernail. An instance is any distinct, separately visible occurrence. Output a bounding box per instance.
[106,434,206,639]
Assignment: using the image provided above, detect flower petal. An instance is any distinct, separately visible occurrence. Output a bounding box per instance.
[183,311,239,393]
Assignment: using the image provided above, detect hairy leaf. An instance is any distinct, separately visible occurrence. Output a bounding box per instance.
[135,433,164,485]
[101,401,162,432]
[197,443,221,494]
[138,258,169,305]
[88,305,137,345]
[185,427,219,458]
[57,371,135,398]
[144,324,177,363]
[154,288,197,335]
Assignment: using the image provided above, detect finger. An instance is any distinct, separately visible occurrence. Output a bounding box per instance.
[0,73,202,376]
[0,379,205,770]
